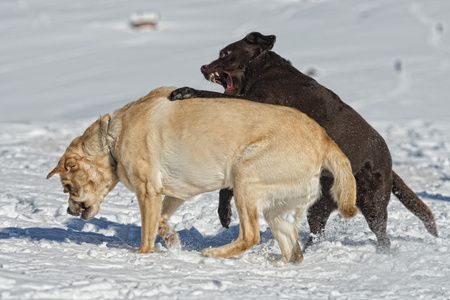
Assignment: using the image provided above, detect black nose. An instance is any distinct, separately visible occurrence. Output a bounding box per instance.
[201,64,208,73]
[67,207,77,216]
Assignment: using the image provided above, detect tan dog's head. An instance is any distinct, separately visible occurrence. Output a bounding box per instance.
[47,116,119,220]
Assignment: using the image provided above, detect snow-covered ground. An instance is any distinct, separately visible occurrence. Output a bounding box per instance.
[1,0,449,299]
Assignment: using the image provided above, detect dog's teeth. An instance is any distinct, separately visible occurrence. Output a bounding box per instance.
[215,72,220,77]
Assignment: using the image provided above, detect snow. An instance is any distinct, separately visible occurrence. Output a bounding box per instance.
[1,0,449,299]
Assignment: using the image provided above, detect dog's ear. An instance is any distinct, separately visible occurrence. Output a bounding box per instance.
[65,157,79,172]
[245,32,276,50]
[99,114,111,129]
[46,156,79,179]
[46,159,68,179]
[99,114,112,147]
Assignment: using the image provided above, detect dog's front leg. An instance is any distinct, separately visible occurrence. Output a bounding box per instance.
[137,185,162,254]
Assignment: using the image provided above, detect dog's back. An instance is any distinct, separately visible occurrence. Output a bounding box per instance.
[112,87,356,215]
[151,87,356,262]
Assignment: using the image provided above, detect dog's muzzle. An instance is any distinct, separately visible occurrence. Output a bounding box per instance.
[67,199,99,220]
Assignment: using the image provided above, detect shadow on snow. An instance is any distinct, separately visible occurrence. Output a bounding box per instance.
[417,191,450,202]
[0,216,435,253]
[0,217,250,252]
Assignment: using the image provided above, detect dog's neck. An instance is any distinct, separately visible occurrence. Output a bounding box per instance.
[107,137,118,167]
[104,117,119,168]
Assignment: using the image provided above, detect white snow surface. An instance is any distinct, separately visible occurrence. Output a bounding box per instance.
[1,0,450,299]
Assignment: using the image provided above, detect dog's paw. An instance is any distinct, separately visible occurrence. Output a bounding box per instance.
[202,246,227,258]
[163,228,180,248]
[136,244,154,254]
[169,87,199,100]
[202,247,217,258]
[270,260,285,267]
[159,220,180,248]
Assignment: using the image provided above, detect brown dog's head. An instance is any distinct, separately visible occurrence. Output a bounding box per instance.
[47,116,119,220]
[201,32,276,95]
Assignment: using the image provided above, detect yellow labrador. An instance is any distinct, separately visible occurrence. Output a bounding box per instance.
[47,87,357,263]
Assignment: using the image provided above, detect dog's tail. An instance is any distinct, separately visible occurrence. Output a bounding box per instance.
[323,142,358,219]
[392,170,438,236]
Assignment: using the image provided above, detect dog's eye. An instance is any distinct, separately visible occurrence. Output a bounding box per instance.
[64,184,72,193]
[220,51,231,58]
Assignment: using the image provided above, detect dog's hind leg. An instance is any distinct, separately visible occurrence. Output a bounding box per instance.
[359,192,391,252]
[264,210,303,264]
[356,166,392,252]
[202,186,260,259]
[159,196,185,248]
[305,176,336,248]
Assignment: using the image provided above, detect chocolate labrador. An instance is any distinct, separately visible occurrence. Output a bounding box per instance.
[169,32,438,251]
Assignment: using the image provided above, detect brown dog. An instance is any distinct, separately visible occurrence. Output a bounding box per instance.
[169,32,438,251]
[47,87,357,263]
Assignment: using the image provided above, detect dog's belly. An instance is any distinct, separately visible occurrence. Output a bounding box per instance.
[160,159,228,200]
[162,179,225,200]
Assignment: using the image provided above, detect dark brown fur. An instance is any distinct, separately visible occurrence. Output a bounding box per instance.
[169,32,438,251]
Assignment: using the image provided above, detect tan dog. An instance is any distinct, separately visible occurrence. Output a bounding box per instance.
[47,87,357,263]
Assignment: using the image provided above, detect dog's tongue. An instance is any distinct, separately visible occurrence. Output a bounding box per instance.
[225,75,234,94]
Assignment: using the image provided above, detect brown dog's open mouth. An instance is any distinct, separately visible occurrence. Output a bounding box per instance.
[207,71,234,94]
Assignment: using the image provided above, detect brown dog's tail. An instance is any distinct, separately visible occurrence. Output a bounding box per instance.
[392,170,438,237]
[323,143,358,219]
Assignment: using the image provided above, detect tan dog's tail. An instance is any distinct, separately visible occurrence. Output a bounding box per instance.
[323,143,358,219]
[392,170,438,236]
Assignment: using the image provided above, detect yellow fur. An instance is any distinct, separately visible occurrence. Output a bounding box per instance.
[47,87,357,263]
